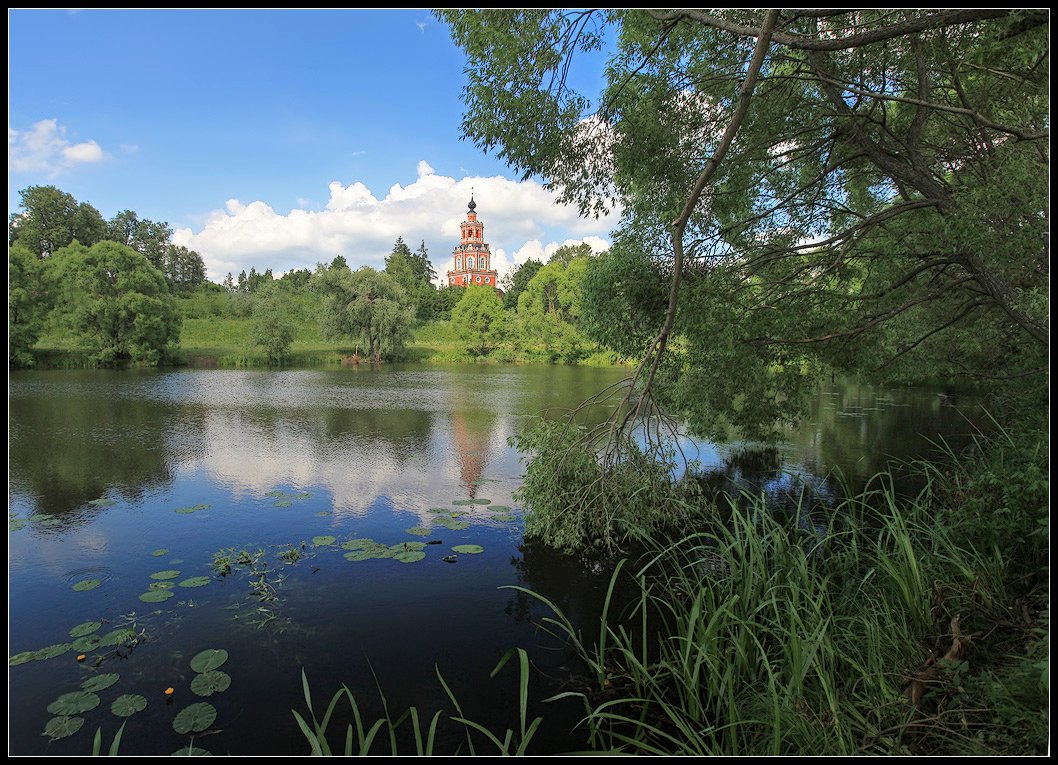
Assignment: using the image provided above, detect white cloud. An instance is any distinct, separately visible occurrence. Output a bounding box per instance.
[8,119,108,175]
[173,163,620,282]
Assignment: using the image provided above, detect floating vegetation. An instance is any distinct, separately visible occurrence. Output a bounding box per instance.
[149,581,175,590]
[81,673,120,693]
[434,517,470,531]
[452,499,475,506]
[172,746,212,756]
[72,579,102,592]
[452,544,484,554]
[278,545,303,563]
[311,535,336,547]
[293,492,312,499]
[9,518,27,531]
[70,635,103,653]
[47,691,100,715]
[390,542,427,552]
[38,643,73,659]
[471,499,492,505]
[98,629,137,648]
[44,715,85,739]
[405,526,430,536]
[174,504,210,514]
[69,621,102,638]
[178,577,211,588]
[265,491,285,498]
[151,549,170,557]
[425,539,442,545]
[173,702,217,735]
[110,694,147,718]
[9,650,38,666]
[139,590,174,603]
[341,538,376,550]
[88,498,116,507]
[315,511,332,517]
[488,505,511,513]
[190,670,231,697]
[393,550,426,564]
[273,501,293,508]
[343,546,394,562]
[150,570,181,580]
[428,507,452,514]
[190,649,229,673]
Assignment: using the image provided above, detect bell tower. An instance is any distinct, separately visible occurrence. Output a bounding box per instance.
[447,193,498,288]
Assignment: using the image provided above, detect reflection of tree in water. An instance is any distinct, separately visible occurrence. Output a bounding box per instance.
[9,385,184,521]
[309,405,434,468]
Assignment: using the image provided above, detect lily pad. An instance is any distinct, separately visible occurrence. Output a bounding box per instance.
[81,673,121,693]
[343,547,394,561]
[265,491,285,497]
[72,579,102,592]
[471,499,492,505]
[405,526,430,536]
[315,511,333,517]
[179,576,211,588]
[452,499,475,506]
[273,501,292,508]
[389,542,426,551]
[30,513,50,521]
[111,694,147,717]
[293,492,312,499]
[9,518,27,531]
[10,650,38,666]
[88,498,116,507]
[435,517,470,531]
[174,504,209,514]
[190,670,231,697]
[312,535,336,546]
[69,621,102,638]
[171,747,212,756]
[98,629,137,648]
[70,634,103,653]
[151,548,170,557]
[190,648,228,673]
[393,550,426,563]
[488,505,511,513]
[173,702,217,734]
[428,507,452,514]
[452,544,484,554]
[150,570,181,580]
[44,715,84,739]
[139,589,175,603]
[341,538,376,550]
[47,690,100,715]
[37,643,73,659]
[149,581,176,590]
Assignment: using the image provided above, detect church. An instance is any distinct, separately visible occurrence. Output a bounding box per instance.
[446,194,498,288]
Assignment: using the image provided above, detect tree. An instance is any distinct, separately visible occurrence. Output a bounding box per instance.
[48,240,181,365]
[312,265,414,362]
[105,210,173,271]
[516,254,592,362]
[9,185,106,257]
[162,245,206,293]
[502,258,544,310]
[387,237,441,321]
[249,284,296,364]
[441,9,1048,439]
[452,284,510,355]
[8,243,50,366]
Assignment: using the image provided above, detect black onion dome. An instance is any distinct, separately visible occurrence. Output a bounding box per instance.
[468,195,477,212]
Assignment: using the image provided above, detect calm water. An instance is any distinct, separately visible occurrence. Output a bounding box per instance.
[8,365,980,755]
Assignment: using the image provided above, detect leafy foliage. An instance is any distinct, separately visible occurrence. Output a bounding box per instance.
[312,264,415,362]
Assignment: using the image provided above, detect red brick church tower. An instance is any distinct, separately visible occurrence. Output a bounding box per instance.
[447,193,498,288]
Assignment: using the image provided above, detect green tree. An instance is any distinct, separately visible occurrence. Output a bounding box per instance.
[8,243,50,366]
[162,244,206,293]
[105,210,173,271]
[48,240,181,365]
[441,9,1048,438]
[502,258,544,310]
[452,284,509,355]
[9,185,106,257]
[249,284,296,364]
[312,265,414,362]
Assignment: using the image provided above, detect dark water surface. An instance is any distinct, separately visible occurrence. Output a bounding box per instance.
[8,365,980,755]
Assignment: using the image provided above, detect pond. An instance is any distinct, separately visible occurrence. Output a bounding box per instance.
[8,365,981,755]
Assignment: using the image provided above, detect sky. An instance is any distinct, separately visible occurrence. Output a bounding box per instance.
[8,9,619,283]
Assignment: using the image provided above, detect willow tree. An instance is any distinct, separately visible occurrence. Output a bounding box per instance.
[440,9,1048,442]
[312,264,415,363]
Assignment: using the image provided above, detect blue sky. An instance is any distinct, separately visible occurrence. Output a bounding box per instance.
[8,9,619,281]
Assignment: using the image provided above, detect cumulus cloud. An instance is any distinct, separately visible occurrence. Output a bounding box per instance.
[173,164,620,282]
[8,119,107,175]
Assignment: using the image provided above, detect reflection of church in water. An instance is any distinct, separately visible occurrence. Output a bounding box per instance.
[449,408,495,499]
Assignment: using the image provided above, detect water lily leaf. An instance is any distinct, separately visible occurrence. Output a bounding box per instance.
[44,715,84,739]
[88,498,116,507]
[70,634,103,653]
[47,690,100,715]
[111,694,147,717]
[173,702,217,734]
[30,513,50,521]
[139,590,174,603]
[98,629,137,647]
[10,650,37,666]
[393,550,426,563]
[265,491,285,498]
[405,526,430,536]
[452,544,484,554]
[471,499,492,505]
[273,501,292,508]
[150,570,181,580]
[343,550,373,562]
[293,492,312,499]
[151,548,170,557]
[428,507,451,514]
[190,648,228,673]
[389,542,426,552]
[9,518,27,531]
[171,747,212,756]
[488,505,511,513]
[341,538,376,550]
[81,673,120,692]
[37,643,73,659]
[179,576,211,588]
[312,535,336,546]
[42,518,62,526]
[315,511,332,517]
[149,581,175,590]
[69,621,102,638]
[452,499,475,506]
[190,670,231,697]
[435,517,470,531]
[72,579,102,591]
